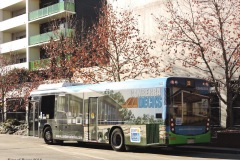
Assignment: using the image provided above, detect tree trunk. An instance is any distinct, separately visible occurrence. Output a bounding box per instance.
[1,103,4,123]
[1,112,3,123]
[1,90,4,122]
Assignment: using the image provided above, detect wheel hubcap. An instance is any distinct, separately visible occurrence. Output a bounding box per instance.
[113,134,122,147]
[45,131,51,141]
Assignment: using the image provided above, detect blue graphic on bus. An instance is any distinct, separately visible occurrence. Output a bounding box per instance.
[130,128,141,143]
[138,96,162,108]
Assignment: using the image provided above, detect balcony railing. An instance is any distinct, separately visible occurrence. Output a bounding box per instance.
[29,29,74,46]
[29,2,75,21]
[29,56,72,71]
[29,59,50,71]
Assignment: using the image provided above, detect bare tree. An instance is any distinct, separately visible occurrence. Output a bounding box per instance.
[156,0,240,128]
[5,69,46,113]
[0,52,47,122]
[41,17,79,82]
[74,2,165,83]
[40,2,168,84]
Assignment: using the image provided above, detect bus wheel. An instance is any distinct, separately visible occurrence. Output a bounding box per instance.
[111,128,125,151]
[43,127,53,144]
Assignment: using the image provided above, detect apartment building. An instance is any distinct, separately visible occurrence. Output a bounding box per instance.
[0,0,101,122]
[0,0,100,70]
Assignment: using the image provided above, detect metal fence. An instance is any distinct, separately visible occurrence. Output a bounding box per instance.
[29,2,75,21]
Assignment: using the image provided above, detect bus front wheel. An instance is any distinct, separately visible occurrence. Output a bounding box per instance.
[111,128,125,151]
[43,127,53,144]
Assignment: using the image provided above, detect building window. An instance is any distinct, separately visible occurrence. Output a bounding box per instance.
[16,35,26,40]
[210,94,221,127]
[233,94,240,127]
[6,98,25,121]
[40,0,58,8]
[19,58,26,63]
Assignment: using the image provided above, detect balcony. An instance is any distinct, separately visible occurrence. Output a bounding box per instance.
[0,38,27,54]
[29,29,74,46]
[0,0,25,11]
[3,62,28,71]
[29,55,72,71]
[29,59,50,71]
[29,2,75,23]
[0,14,27,32]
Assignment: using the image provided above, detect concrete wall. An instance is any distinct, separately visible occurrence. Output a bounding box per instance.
[0,0,24,10]
[29,47,40,61]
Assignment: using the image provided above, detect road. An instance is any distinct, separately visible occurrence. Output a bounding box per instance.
[0,134,239,160]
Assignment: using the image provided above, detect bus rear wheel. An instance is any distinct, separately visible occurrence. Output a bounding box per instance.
[111,128,125,151]
[43,127,53,144]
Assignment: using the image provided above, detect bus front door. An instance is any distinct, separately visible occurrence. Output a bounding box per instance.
[88,97,98,141]
[28,101,40,137]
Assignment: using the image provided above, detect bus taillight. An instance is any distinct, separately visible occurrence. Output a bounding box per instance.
[170,118,175,132]
[206,118,210,131]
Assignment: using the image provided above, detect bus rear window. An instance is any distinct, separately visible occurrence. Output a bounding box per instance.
[170,91,209,126]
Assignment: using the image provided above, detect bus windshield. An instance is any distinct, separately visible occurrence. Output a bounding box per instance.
[170,90,209,126]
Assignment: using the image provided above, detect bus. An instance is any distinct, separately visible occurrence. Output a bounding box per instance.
[28,77,211,151]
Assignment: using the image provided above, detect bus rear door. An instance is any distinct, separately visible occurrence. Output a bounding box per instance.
[88,97,98,141]
[28,101,40,137]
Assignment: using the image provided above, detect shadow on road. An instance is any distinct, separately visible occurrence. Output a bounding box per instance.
[57,142,240,160]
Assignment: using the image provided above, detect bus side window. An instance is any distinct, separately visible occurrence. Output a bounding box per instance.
[156,113,162,118]
[85,113,89,124]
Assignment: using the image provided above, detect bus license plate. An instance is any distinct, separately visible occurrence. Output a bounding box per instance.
[187,139,195,144]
